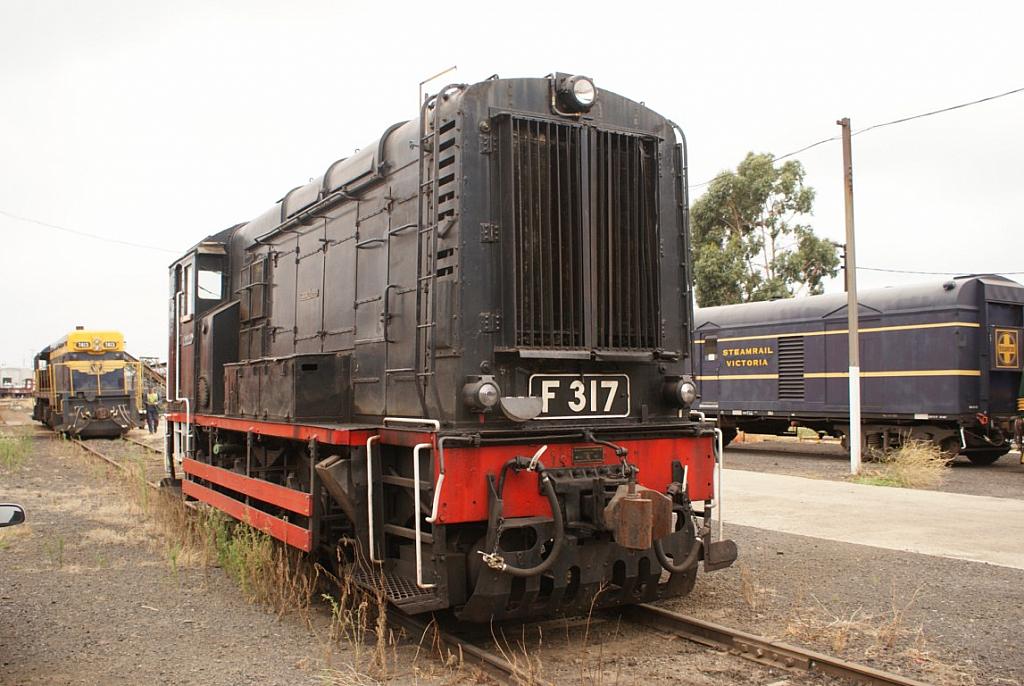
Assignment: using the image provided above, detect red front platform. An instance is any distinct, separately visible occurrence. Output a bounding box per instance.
[166,412,373,446]
[434,435,716,524]
[170,412,717,547]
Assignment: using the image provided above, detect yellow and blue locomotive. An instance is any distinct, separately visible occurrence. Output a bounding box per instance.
[33,328,142,438]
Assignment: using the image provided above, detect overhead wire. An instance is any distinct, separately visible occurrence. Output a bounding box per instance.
[0,208,177,254]
[857,266,1024,276]
[689,85,1024,190]
[2,87,1022,258]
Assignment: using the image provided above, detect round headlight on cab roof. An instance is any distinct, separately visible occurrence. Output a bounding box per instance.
[555,74,598,113]
[572,77,596,107]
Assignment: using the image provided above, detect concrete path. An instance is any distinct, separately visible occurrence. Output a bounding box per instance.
[721,468,1024,570]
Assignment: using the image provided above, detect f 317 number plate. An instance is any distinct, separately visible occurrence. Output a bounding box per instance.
[529,374,630,419]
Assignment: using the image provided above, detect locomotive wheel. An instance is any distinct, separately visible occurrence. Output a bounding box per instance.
[720,427,738,447]
[966,450,1005,466]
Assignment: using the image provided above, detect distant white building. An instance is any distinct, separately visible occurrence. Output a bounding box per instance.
[0,367,34,397]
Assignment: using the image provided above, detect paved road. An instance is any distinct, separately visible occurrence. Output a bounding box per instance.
[721,467,1024,570]
[726,440,1024,499]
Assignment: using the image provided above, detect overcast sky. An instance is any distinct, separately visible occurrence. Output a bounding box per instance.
[1,1,1021,366]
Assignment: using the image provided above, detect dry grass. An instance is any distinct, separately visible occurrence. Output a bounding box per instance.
[0,433,31,470]
[786,584,923,654]
[316,547,402,684]
[738,564,774,614]
[99,449,318,619]
[852,440,948,489]
[784,584,977,684]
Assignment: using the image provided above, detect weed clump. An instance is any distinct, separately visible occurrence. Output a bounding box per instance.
[0,434,31,470]
[852,441,947,489]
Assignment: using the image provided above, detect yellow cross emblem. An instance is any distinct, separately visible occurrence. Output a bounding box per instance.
[995,328,1019,369]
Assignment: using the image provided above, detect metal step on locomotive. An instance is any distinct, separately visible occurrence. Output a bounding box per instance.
[165,73,736,621]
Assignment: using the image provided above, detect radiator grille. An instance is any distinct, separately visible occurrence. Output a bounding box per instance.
[502,117,660,350]
[592,130,660,349]
[777,336,805,400]
[508,119,584,347]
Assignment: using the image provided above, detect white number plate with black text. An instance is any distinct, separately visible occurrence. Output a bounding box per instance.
[529,374,630,419]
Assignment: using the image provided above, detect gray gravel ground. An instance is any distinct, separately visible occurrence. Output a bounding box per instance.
[5,406,1021,685]
[672,523,1024,685]
[726,438,1024,500]
[0,426,454,686]
[494,518,1024,685]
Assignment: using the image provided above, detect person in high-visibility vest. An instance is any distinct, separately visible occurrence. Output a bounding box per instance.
[144,390,160,434]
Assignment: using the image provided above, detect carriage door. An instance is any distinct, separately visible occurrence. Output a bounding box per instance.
[384,189,421,417]
[982,288,1024,415]
[695,331,721,413]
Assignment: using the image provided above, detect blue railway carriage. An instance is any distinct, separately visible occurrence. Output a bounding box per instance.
[693,275,1024,464]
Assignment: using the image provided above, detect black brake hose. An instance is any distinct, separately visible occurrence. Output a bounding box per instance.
[654,537,702,574]
[488,458,566,578]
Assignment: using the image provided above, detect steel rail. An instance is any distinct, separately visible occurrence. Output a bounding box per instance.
[621,604,932,686]
[122,435,163,454]
[387,610,553,686]
[73,439,164,491]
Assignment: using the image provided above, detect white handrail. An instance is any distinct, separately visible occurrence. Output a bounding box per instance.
[412,442,435,589]
[425,473,444,525]
[171,293,191,466]
[383,416,440,431]
[366,435,381,563]
[370,419,439,571]
[714,426,724,542]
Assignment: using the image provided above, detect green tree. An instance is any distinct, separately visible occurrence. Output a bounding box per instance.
[691,152,840,307]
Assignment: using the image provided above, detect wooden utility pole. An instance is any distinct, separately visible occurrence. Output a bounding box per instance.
[838,118,861,474]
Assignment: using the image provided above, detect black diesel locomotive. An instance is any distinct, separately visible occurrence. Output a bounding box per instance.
[693,275,1024,463]
[166,73,736,621]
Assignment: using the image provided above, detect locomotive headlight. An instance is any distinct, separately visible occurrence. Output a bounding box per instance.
[571,78,596,107]
[463,376,501,412]
[477,382,500,408]
[664,377,698,408]
[555,74,597,113]
[678,381,698,405]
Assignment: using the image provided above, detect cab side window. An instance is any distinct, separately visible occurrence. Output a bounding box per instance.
[182,264,193,317]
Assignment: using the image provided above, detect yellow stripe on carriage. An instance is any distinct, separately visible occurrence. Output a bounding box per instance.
[693,321,979,345]
[696,369,982,381]
[804,369,981,378]
[695,373,779,381]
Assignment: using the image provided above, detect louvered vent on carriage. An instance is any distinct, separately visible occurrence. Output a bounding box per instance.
[777,336,805,400]
[500,117,660,350]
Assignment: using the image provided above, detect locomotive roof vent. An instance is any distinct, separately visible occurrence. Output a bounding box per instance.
[551,73,597,114]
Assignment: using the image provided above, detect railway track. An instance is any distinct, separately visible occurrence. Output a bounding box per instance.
[67,438,932,686]
[72,436,167,486]
[619,604,931,686]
